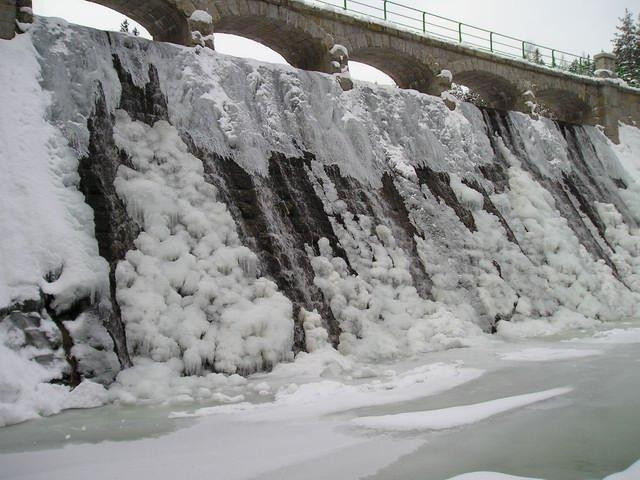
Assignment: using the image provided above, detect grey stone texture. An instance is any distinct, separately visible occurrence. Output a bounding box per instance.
[0,0,17,39]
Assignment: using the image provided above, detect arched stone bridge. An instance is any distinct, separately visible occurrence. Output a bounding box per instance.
[3,0,639,141]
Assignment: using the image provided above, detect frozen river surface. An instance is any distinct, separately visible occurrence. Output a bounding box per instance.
[1,323,639,480]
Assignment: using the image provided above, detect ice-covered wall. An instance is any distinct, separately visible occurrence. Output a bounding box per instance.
[1,18,640,425]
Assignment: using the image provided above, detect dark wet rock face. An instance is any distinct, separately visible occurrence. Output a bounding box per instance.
[193,147,344,350]
[379,173,433,298]
[463,177,519,246]
[112,56,169,125]
[415,166,478,233]
[78,83,139,369]
[484,110,624,277]
[73,54,170,370]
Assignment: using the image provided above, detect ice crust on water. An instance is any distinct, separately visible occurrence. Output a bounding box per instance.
[446,459,640,480]
[446,474,542,480]
[568,327,640,344]
[498,348,602,362]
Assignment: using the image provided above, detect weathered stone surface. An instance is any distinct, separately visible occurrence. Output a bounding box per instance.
[0,0,17,39]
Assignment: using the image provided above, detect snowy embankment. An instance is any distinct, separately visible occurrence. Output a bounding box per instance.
[1,16,640,429]
[0,27,111,426]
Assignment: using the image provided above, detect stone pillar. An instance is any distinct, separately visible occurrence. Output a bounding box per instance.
[522,89,539,118]
[594,84,621,144]
[188,9,214,49]
[431,69,453,96]
[329,44,353,91]
[594,53,617,78]
[0,0,16,39]
[16,0,31,24]
[0,0,32,39]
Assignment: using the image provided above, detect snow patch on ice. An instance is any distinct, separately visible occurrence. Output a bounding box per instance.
[569,328,640,345]
[446,459,640,480]
[498,348,602,362]
[351,387,572,432]
[446,474,540,480]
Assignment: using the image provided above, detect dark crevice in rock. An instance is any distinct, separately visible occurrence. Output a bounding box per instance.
[268,153,351,266]
[560,124,637,228]
[562,172,612,249]
[482,108,523,155]
[379,173,433,298]
[415,166,477,233]
[186,142,343,352]
[324,165,376,218]
[612,178,627,189]
[112,55,169,125]
[479,163,510,193]
[42,296,94,388]
[78,82,136,369]
[463,178,520,246]
[0,297,44,320]
[482,109,627,286]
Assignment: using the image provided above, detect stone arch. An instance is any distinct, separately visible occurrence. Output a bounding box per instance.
[341,34,439,93]
[206,0,334,72]
[451,69,521,111]
[88,0,194,45]
[534,88,594,124]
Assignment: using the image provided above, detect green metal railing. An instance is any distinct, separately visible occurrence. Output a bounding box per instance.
[313,0,593,74]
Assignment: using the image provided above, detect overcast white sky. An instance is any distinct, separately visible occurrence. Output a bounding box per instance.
[32,0,639,84]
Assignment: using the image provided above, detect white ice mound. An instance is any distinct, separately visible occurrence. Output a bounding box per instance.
[113,112,294,375]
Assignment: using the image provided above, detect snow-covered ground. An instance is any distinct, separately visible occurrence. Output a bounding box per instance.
[1,323,639,480]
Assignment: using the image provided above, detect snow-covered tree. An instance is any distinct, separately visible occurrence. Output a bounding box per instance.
[568,54,595,76]
[524,43,546,66]
[612,9,639,86]
[119,19,140,37]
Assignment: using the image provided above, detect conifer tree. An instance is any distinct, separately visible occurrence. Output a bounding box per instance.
[613,9,639,86]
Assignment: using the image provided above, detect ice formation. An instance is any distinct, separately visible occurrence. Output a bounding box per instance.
[1,17,640,425]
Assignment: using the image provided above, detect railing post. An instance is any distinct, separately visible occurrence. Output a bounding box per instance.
[522,41,526,59]
[343,0,347,10]
[383,0,387,20]
[458,23,462,42]
[422,11,426,33]
[490,31,493,52]
[552,49,556,67]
